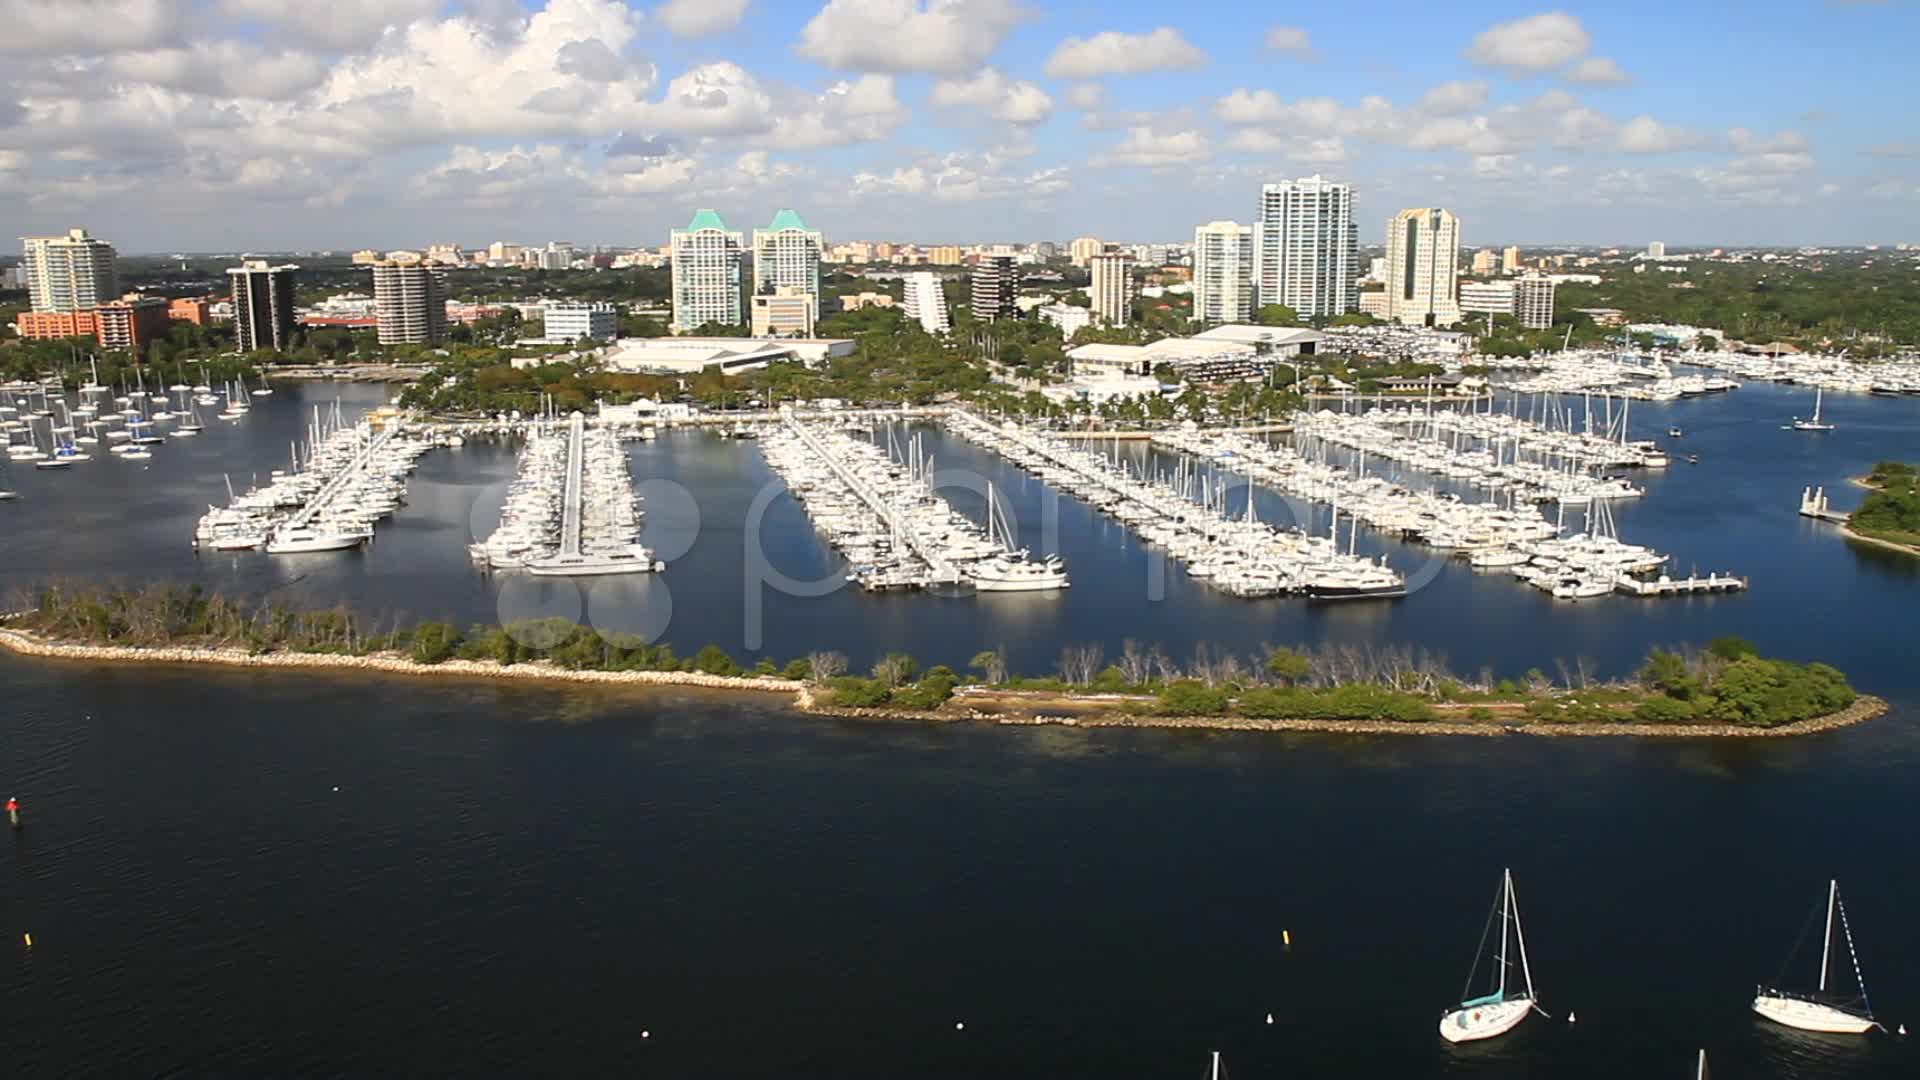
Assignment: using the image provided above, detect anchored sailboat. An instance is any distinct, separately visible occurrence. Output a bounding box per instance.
[1753,879,1879,1033]
[1787,387,1834,432]
[1440,868,1542,1043]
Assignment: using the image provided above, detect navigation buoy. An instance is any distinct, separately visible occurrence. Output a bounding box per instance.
[1265,1013,1274,1025]
[1567,1011,1577,1025]
[1899,1023,1908,1037]
[955,1022,965,1032]
[6,796,19,829]
[1281,929,1291,947]
[641,1030,651,1040]
[332,786,340,793]
[22,933,31,948]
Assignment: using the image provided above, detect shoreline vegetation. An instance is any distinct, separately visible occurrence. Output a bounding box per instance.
[1843,461,1920,556]
[0,584,1886,740]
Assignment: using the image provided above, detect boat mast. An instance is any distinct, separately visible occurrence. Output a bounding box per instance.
[1497,868,1511,999]
[1696,1049,1707,1080]
[1819,878,1835,994]
[1509,869,1537,1001]
[1209,1050,1221,1080]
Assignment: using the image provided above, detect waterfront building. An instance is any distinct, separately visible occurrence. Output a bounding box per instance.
[1459,279,1517,317]
[1089,247,1133,326]
[1038,303,1093,337]
[1384,208,1462,328]
[93,295,170,352]
[750,284,816,338]
[21,227,118,313]
[13,310,97,341]
[752,209,823,333]
[371,260,450,345]
[971,255,1018,321]
[1254,175,1358,317]
[545,301,618,343]
[670,209,744,332]
[227,260,299,352]
[903,271,951,335]
[1502,245,1521,274]
[1191,221,1255,325]
[1069,236,1104,267]
[1516,272,1556,330]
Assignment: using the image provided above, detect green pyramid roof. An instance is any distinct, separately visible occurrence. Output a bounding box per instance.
[766,208,808,231]
[685,208,728,231]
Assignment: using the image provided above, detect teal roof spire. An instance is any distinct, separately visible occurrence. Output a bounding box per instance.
[685,208,728,231]
[767,208,808,231]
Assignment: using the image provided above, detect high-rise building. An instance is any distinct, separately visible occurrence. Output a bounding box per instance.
[902,272,951,335]
[670,209,744,332]
[1368,256,1389,282]
[1254,175,1358,317]
[227,260,299,352]
[1646,241,1666,259]
[21,228,119,313]
[1088,246,1133,326]
[752,209,823,334]
[1515,272,1556,330]
[1383,208,1462,328]
[927,245,964,266]
[750,285,816,338]
[1069,236,1104,267]
[1471,249,1498,275]
[544,301,618,343]
[1459,280,1517,317]
[1191,220,1255,324]
[1502,246,1521,274]
[371,261,449,345]
[970,256,1017,321]
[486,241,523,265]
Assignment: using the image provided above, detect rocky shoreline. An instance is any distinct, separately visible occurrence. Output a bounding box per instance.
[1,630,1888,739]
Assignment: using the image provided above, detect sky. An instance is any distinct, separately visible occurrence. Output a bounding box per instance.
[2,0,1918,252]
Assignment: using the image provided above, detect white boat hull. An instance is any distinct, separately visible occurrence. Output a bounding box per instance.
[266,535,365,554]
[1440,997,1532,1043]
[1752,994,1875,1034]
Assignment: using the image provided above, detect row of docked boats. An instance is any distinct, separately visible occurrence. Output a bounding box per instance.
[471,413,660,575]
[194,404,430,553]
[1700,350,1920,395]
[763,417,1068,592]
[948,412,1403,599]
[4,365,258,470]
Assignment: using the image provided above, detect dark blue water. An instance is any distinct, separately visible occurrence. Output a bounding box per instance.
[1,382,1917,1076]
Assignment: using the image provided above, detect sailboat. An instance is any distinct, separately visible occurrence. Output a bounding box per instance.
[1787,387,1834,432]
[1695,1049,1708,1079]
[1753,879,1879,1034]
[1440,868,1542,1043]
[969,480,1069,592]
[251,372,274,397]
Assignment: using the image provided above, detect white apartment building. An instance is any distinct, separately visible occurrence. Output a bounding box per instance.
[1458,279,1516,317]
[1088,248,1133,326]
[1502,245,1521,274]
[537,242,574,271]
[545,301,618,343]
[670,209,744,332]
[901,272,951,335]
[1191,221,1255,325]
[752,209,823,332]
[1384,207,1462,328]
[1516,273,1556,330]
[370,261,449,345]
[1068,237,1104,267]
[1037,303,1092,338]
[1254,175,1358,317]
[1646,241,1666,259]
[21,227,119,313]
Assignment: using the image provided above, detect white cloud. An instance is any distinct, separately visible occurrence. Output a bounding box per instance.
[1565,57,1629,85]
[1265,26,1315,58]
[1066,83,1104,110]
[794,0,1026,75]
[930,68,1054,126]
[1094,126,1209,168]
[1729,128,1808,155]
[1227,130,1347,163]
[1419,80,1487,115]
[1467,12,1591,73]
[853,148,1068,203]
[1862,142,1918,158]
[1044,27,1206,80]
[1729,151,1815,175]
[0,0,178,55]
[769,75,910,149]
[654,0,750,38]
[107,42,327,100]
[1617,115,1698,153]
[220,0,446,52]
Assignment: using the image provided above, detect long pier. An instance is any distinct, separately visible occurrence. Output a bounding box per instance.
[781,411,963,585]
[282,420,403,531]
[556,411,586,558]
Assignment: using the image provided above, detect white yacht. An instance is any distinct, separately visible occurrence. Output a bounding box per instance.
[1440,869,1541,1044]
[1753,880,1879,1034]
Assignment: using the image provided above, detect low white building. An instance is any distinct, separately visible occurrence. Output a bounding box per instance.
[1189,324,1323,356]
[1458,280,1516,316]
[544,301,618,343]
[1036,303,1092,337]
[601,336,855,374]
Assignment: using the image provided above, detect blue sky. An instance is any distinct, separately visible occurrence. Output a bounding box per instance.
[2,0,1917,251]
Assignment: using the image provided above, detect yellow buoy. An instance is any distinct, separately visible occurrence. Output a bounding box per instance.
[23,933,31,948]
[1282,929,1291,946]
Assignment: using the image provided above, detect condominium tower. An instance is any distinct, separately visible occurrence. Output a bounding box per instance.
[1191,221,1255,324]
[970,255,1018,321]
[670,209,744,332]
[227,260,299,352]
[21,228,119,313]
[1254,175,1358,317]
[902,272,951,335]
[1384,208,1462,328]
[1515,273,1556,330]
[751,209,824,336]
[370,261,449,345]
[1088,246,1133,326]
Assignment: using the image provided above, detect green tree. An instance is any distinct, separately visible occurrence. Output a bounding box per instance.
[1255,304,1299,326]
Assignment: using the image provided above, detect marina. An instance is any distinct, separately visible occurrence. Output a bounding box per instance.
[473,410,659,575]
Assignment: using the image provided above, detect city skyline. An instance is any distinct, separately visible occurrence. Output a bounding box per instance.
[1,1,1917,251]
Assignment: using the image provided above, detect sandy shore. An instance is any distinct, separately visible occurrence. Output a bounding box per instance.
[1839,524,1920,558]
[2,629,1888,739]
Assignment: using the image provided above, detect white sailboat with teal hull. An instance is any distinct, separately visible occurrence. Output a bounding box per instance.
[1440,868,1542,1043]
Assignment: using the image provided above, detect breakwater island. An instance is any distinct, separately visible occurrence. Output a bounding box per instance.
[1,584,1885,739]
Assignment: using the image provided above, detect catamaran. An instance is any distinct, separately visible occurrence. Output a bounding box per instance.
[1440,868,1542,1043]
[1787,387,1834,432]
[1752,879,1879,1034]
